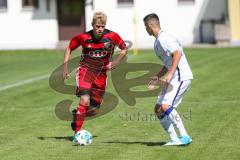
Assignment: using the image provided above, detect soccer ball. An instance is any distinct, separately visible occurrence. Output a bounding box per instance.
[73,130,93,146]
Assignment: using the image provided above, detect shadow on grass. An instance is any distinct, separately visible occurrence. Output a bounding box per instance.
[104,141,166,146]
[37,136,98,142]
[37,136,72,141]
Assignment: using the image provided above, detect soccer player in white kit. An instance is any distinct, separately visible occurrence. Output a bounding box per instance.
[143,13,193,146]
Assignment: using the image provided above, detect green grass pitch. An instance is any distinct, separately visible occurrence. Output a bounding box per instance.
[0,48,240,160]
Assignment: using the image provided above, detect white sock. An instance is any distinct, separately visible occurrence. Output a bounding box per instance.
[160,116,179,142]
[167,109,188,137]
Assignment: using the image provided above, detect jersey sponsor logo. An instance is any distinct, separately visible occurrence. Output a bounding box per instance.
[88,50,110,59]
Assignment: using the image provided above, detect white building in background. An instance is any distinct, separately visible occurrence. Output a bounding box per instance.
[0,0,238,50]
[0,0,59,49]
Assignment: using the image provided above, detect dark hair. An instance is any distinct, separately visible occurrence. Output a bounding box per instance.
[143,13,159,23]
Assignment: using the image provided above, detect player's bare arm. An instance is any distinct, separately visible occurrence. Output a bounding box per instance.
[62,46,72,80]
[156,66,168,78]
[148,66,167,90]
[108,48,128,70]
[164,50,181,83]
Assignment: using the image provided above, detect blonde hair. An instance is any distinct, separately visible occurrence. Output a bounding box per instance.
[92,12,107,24]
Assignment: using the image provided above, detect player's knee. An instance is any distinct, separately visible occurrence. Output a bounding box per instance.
[154,104,161,114]
[161,104,171,112]
[80,95,90,106]
[154,104,165,119]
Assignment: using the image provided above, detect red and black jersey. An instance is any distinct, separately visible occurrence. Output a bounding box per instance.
[69,29,127,71]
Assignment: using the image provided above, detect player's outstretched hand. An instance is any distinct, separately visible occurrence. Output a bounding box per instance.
[62,67,70,80]
[107,62,117,71]
[148,76,159,90]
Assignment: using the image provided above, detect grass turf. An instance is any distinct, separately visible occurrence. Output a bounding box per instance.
[0,48,240,160]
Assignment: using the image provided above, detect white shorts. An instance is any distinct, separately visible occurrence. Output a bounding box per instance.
[157,79,191,108]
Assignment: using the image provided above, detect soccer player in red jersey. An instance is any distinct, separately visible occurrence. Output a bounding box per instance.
[62,12,127,141]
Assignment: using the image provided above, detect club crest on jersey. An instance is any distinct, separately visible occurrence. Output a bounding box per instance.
[104,42,111,49]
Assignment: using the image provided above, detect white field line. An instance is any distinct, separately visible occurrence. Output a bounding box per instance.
[0,74,49,92]
[0,54,139,92]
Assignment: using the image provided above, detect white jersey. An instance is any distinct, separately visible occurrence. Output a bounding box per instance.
[154,30,193,81]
